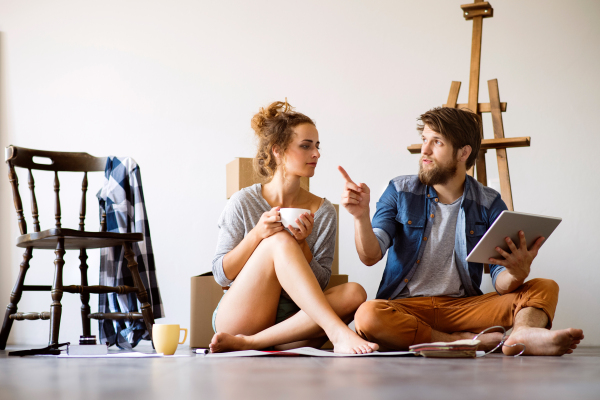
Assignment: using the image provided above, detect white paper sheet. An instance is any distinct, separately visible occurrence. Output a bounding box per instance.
[58,352,191,358]
[201,347,415,358]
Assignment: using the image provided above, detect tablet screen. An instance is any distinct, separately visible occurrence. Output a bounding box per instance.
[465,211,561,264]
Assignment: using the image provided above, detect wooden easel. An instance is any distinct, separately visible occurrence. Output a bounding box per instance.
[408,0,531,212]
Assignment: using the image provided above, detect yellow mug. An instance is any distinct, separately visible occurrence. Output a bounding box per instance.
[152,324,188,355]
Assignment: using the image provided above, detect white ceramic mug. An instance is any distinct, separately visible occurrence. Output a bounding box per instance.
[279,208,311,229]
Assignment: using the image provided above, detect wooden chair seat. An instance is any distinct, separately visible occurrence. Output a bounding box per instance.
[16,229,143,250]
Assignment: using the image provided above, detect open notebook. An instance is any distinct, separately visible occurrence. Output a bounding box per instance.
[409,339,482,358]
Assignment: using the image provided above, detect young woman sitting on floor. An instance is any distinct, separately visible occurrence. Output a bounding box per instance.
[210,100,378,354]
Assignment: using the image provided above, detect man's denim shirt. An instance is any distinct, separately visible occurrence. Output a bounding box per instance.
[372,174,507,300]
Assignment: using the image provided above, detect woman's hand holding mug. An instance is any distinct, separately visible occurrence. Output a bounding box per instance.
[253,206,284,240]
[287,212,315,244]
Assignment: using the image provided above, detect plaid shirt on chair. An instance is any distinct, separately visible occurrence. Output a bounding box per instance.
[97,157,164,349]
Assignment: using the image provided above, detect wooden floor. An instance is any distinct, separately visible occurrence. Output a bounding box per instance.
[2,343,600,400]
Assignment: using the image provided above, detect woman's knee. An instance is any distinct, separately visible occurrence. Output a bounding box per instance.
[253,231,298,259]
[345,282,367,306]
[333,282,367,315]
[260,231,296,248]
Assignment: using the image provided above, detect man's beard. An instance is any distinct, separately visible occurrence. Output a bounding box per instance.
[418,156,458,186]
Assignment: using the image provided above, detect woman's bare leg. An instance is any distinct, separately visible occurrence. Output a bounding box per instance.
[211,282,366,352]
[213,232,378,354]
[213,240,283,337]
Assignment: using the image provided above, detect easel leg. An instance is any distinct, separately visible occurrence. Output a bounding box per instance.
[488,79,515,211]
[49,238,65,346]
[0,247,33,350]
[123,242,155,340]
[496,148,514,211]
[445,81,461,108]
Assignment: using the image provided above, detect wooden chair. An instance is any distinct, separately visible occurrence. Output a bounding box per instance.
[0,146,155,349]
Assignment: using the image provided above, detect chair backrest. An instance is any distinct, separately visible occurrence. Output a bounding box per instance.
[5,145,107,236]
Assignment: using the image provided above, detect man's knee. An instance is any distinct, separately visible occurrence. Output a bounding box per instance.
[354,300,390,339]
[539,278,559,295]
[526,278,559,297]
[516,278,559,327]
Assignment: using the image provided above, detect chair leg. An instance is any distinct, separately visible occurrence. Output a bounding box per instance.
[0,247,33,350]
[49,238,65,347]
[79,249,91,337]
[123,242,155,340]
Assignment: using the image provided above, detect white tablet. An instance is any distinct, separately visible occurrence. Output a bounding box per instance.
[465,211,562,264]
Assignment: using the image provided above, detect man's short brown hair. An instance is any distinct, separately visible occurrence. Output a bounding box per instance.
[417,107,482,169]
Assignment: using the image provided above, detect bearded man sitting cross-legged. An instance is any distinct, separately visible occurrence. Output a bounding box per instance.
[338,107,584,355]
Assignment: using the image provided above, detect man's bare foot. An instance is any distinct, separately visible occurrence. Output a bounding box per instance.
[209,332,254,353]
[331,328,379,354]
[503,327,584,356]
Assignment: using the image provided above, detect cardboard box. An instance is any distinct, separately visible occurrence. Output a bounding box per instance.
[324,273,348,291]
[190,272,226,349]
[190,272,348,349]
[226,157,309,199]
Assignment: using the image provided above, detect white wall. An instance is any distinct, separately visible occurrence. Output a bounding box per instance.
[1,0,599,346]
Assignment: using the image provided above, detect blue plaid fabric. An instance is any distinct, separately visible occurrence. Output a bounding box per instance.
[97,157,164,349]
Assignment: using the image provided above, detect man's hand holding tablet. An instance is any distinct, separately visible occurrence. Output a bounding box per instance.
[489,230,545,285]
[466,211,561,294]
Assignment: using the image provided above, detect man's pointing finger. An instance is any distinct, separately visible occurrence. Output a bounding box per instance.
[337,166,355,183]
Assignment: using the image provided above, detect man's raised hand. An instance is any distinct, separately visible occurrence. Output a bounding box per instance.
[338,166,370,219]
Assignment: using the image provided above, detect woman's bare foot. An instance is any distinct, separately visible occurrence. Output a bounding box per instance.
[331,328,379,354]
[503,327,584,356]
[209,332,254,353]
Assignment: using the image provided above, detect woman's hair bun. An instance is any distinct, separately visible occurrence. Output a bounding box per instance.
[251,100,292,136]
